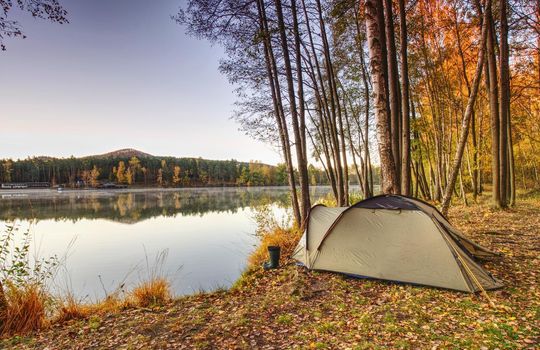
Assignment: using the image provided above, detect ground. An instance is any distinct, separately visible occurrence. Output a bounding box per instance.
[2,194,539,349]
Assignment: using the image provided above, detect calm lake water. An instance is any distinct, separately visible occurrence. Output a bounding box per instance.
[0,187,335,300]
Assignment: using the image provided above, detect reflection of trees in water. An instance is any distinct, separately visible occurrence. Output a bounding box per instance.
[0,188,332,224]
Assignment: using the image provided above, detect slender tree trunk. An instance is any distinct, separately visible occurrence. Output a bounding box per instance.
[454,7,478,200]
[316,0,346,205]
[508,111,516,205]
[383,0,402,187]
[398,0,411,195]
[274,0,310,224]
[365,0,399,194]
[356,24,373,197]
[257,0,301,225]
[486,5,501,207]
[441,0,489,215]
[499,0,510,207]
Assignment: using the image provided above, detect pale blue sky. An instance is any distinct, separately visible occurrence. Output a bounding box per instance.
[0,0,281,164]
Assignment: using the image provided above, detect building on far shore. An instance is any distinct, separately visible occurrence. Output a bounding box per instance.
[1,182,51,189]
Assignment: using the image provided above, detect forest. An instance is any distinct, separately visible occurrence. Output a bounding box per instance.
[0,152,331,187]
[179,0,539,223]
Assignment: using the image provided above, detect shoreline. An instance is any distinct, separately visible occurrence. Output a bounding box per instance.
[0,185,301,196]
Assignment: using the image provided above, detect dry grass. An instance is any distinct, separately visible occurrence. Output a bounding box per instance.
[0,283,47,337]
[248,226,302,267]
[129,277,171,308]
[55,294,124,323]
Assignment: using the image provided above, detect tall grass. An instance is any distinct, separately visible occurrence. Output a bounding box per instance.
[55,292,124,324]
[0,224,58,336]
[0,282,47,337]
[130,277,170,308]
[248,204,301,267]
[128,249,171,308]
[248,226,302,267]
[55,249,173,324]
[0,225,173,336]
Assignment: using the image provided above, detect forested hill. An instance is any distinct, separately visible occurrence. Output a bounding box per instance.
[0,149,328,187]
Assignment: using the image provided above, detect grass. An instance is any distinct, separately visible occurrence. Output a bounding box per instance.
[0,246,173,337]
[0,282,47,337]
[129,277,171,308]
[55,293,124,323]
[248,226,302,267]
[53,277,172,325]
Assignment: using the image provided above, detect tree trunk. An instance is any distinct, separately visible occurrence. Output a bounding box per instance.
[256,0,301,225]
[486,5,501,208]
[398,0,411,195]
[499,0,510,208]
[274,0,311,224]
[383,0,402,188]
[365,0,399,194]
[441,0,489,215]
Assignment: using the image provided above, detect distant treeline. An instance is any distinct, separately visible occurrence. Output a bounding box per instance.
[0,154,333,187]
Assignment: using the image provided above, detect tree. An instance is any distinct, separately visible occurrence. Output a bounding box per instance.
[172,166,181,186]
[175,0,531,216]
[0,0,68,51]
[116,161,126,184]
[365,0,399,194]
[485,0,501,207]
[90,165,100,187]
[128,156,140,184]
[499,0,514,206]
[125,167,133,185]
[441,0,490,215]
[398,0,411,195]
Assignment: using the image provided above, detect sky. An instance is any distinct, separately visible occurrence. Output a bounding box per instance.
[0,0,282,164]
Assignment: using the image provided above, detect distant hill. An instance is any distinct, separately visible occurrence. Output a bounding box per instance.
[90,148,155,159]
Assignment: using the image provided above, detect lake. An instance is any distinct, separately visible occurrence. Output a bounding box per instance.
[0,186,335,300]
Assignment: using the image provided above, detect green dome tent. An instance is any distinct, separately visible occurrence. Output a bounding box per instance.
[292,195,502,292]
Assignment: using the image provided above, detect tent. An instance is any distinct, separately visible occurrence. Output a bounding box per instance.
[292,195,503,292]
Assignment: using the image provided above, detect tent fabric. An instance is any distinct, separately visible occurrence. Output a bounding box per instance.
[353,195,500,258]
[292,195,503,293]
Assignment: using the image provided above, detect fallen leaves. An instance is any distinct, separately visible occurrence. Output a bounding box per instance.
[1,197,540,349]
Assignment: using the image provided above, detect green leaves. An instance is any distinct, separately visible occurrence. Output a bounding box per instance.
[0,224,59,286]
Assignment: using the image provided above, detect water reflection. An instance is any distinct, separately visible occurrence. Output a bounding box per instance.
[0,187,335,298]
[0,187,333,223]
